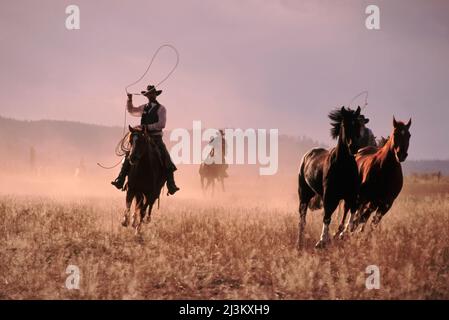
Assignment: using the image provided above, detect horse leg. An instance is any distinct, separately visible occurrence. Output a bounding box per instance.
[211,178,215,197]
[144,202,154,224]
[357,204,376,233]
[121,190,133,227]
[343,205,360,235]
[334,201,347,238]
[316,194,339,248]
[297,174,314,248]
[370,203,391,229]
[139,195,149,221]
[297,200,310,248]
[205,178,211,196]
[339,193,361,237]
[200,174,205,192]
[220,177,225,192]
[132,193,142,229]
[135,196,149,235]
[349,203,364,232]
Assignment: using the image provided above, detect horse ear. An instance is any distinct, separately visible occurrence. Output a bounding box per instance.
[129,125,134,132]
[341,106,346,114]
[406,118,412,129]
[356,106,361,115]
[393,116,398,128]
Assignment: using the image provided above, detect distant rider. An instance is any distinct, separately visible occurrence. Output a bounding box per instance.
[356,114,376,150]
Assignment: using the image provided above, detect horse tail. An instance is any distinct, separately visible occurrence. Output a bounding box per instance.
[308,195,323,210]
[298,154,306,197]
[298,150,323,210]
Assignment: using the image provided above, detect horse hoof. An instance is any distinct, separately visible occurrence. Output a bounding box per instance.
[334,226,345,239]
[144,216,151,224]
[315,240,329,249]
[349,223,357,233]
[121,216,129,227]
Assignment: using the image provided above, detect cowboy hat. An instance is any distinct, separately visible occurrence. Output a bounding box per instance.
[141,84,162,96]
[358,114,370,124]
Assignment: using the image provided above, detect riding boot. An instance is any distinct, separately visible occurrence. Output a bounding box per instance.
[166,169,180,195]
[111,157,130,190]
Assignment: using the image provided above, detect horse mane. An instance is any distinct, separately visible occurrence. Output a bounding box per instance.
[328,108,344,139]
[329,107,359,139]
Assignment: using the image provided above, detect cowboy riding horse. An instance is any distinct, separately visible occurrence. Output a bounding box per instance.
[111,84,180,195]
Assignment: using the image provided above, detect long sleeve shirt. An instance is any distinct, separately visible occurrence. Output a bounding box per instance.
[360,127,377,147]
[126,100,167,135]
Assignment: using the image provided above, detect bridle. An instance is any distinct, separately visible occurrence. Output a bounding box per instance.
[128,131,150,165]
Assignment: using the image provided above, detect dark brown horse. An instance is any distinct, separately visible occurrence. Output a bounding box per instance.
[199,163,228,195]
[121,126,166,234]
[298,106,362,248]
[340,117,411,234]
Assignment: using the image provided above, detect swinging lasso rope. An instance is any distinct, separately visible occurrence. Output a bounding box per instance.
[125,44,179,96]
[97,44,180,169]
[348,90,369,110]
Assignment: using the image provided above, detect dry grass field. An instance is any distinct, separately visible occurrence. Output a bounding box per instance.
[0,175,448,300]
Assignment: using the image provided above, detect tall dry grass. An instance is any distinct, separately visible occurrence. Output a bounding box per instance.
[0,180,448,299]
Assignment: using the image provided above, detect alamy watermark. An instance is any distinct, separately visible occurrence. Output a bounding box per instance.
[365,5,380,30]
[65,4,380,31]
[365,265,380,290]
[65,5,80,30]
[169,121,279,175]
[65,264,80,290]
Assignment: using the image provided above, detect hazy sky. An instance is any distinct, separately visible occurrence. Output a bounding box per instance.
[1,0,448,159]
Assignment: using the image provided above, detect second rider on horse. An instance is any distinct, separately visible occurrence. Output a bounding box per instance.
[111,84,180,195]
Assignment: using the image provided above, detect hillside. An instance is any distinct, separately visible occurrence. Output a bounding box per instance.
[0,116,447,176]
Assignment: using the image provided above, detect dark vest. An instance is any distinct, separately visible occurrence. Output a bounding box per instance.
[141,103,161,134]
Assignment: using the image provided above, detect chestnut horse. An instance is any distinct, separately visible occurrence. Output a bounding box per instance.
[298,106,362,248]
[340,117,412,235]
[121,126,166,234]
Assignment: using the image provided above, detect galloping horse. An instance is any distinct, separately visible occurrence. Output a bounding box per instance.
[340,117,411,235]
[298,106,362,248]
[121,125,166,234]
